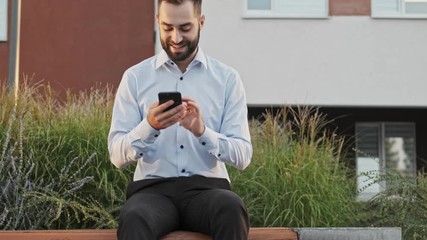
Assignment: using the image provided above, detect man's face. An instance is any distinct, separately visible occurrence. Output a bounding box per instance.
[157,1,204,62]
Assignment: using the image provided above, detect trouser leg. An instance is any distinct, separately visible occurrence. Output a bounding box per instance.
[180,189,250,240]
[117,192,179,240]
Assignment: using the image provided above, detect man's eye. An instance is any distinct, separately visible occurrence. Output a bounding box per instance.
[163,27,173,31]
[181,27,191,32]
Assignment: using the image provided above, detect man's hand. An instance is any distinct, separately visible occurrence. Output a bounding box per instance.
[179,97,205,137]
[147,100,187,130]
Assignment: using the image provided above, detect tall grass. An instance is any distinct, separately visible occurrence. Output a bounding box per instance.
[1,80,427,239]
[0,106,115,229]
[1,80,126,229]
[229,107,358,227]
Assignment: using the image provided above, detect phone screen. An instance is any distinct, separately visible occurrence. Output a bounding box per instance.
[158,92,182,112]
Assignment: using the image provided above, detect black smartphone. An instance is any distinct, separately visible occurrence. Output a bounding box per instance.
[158,91,182,112]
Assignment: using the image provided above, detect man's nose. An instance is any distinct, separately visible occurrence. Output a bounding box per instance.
[171,29,183,43]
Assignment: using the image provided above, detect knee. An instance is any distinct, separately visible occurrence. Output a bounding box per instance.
[211,190,248,219]
[208,190,249,238]
[120,204,143,223]
[118,203,159,239]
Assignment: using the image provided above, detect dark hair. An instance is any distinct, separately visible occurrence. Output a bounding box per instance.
[158,0,202,16]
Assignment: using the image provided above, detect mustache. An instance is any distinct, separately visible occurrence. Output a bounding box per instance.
[168,40,189,47]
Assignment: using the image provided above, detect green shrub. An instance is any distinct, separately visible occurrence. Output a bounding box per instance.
[357,170,427,240]
[1,81,122,229]
[230,107,358,227]
[0,108,114,229]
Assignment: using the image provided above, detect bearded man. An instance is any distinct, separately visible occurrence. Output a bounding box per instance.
[108,0,252,239]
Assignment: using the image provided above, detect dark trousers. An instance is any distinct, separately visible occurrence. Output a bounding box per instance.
[117,175,249,240]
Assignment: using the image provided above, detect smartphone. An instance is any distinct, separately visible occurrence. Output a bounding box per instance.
[158,91,182,112]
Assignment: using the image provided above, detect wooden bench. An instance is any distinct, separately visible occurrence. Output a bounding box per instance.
[0,228,297,240]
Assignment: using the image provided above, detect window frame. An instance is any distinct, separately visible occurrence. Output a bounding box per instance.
[243,0,329,19]
[372,0,427,19]
[355,122,417,201]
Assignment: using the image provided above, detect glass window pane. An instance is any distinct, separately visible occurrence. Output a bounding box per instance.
[248,0,272,10]
[245,0,328,18]
[372,0,400,14]
[384,123,416,178]
[405,1,427,14]
[356,124,380,157]
[356,123,383,201]
[373,0,427,17]
[357,157,382,201]
[276,0,326,15]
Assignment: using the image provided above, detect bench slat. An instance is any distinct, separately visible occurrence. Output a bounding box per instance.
[0,229,117,240]
[248,228,297,240]
[0,228,297,240]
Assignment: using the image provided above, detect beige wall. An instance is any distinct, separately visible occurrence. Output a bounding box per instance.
[198,0,427,107]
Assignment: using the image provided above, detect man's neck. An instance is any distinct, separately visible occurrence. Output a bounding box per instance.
[175,47,198,73]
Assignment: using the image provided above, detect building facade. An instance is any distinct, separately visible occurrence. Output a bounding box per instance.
[192,0,427,200]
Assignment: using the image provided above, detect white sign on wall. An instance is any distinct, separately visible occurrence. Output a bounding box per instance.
[0,0,7,41]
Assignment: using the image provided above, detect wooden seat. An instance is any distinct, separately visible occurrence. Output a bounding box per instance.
[0,228,298,240]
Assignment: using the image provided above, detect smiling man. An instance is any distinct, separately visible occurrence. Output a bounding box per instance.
[108,0,253,239]
[158,1,201,70]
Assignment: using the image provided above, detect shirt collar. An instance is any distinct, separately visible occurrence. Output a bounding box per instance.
[155,47,208,70]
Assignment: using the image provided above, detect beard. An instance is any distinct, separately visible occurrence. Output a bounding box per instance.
[161,29,200,62]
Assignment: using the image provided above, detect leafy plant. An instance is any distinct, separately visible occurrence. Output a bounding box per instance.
[357,169,427,240]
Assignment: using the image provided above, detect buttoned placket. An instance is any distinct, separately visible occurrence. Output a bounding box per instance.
[176,123,188,176]
[167,61,187,84]
[174,62,187,176]
[169,60,201,176]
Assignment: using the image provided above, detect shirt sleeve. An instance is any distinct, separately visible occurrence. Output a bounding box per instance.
[107,70,160,169]
[197,70,253,170]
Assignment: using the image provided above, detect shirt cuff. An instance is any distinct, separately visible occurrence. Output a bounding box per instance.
[198,127,221,158]
[129,118,161,145]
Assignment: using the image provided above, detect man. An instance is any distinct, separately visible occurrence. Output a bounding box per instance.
[108,0,252,239]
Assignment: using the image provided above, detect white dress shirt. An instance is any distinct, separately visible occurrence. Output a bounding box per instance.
[108,48,252,182]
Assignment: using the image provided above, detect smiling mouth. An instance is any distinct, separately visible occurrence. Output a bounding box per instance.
[171,44,185,52]
[169,40,186,48]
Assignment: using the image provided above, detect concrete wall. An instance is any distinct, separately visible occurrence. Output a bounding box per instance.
[198,0,427,107]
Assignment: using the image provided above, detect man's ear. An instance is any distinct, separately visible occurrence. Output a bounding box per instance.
[199,15,205,29]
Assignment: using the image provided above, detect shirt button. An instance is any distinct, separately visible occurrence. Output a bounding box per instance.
[181,169,186,173]
[154,134,158,137]
[218,153,221,157]
[180,145,184,149]
[139,153,143,157]
[202,142,206,145]
[180,77,183,80]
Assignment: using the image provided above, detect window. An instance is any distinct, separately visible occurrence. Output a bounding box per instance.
[355,122,417,201]
[372,0,427,18]
[244,0,328,18]
[0,0,7,41]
